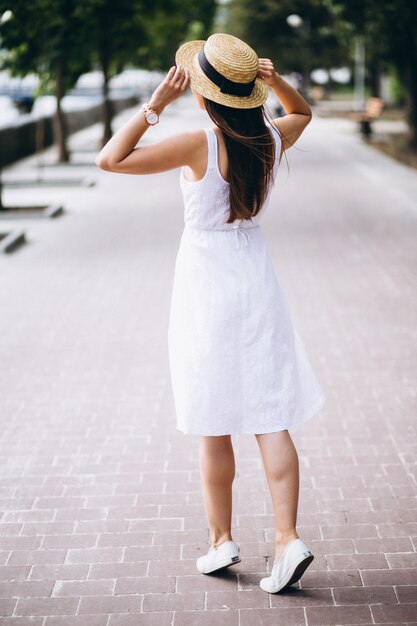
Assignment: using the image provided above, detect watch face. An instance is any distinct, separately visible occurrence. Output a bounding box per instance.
[147,112,158,125]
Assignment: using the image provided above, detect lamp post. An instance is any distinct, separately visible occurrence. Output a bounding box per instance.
[353,35,366,111]
[286,14,311,99]
[0,10,13,211]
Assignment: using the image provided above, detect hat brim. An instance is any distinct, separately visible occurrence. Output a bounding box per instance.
[175,40,269,109]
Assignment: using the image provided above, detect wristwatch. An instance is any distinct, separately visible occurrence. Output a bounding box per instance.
[142,102,160,125]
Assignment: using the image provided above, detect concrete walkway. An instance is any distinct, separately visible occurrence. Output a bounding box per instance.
[0,94,416,625]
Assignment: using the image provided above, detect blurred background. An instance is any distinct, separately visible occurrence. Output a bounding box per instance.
[0,0,416,182]
[0,3,416,624]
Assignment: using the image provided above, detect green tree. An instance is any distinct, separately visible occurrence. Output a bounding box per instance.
[225,0,348,94]
[0,0,217,166]
[0,0,90,162]
[80,0,216,145]
[136,0,216,70]
[328,0,417,149]
[79,0,149,146]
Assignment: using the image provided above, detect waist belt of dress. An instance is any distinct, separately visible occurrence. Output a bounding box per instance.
[185,223,260,249]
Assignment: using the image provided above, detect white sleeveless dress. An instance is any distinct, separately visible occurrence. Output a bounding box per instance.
[168,123,326,436]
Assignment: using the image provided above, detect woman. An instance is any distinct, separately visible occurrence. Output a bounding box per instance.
[96,33,326,594]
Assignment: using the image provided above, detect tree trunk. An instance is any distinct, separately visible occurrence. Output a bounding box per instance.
[35,115,45,183]
[53,60,70,162]
[100,46,113,147]
[323,79,332,100]
[0,137,3,209]
[370,59,382,98]
[0,168,3,210]
[404,61,417,150]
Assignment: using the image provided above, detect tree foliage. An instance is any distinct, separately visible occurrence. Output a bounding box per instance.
[0,0,217,154]
[136,0,216,70]
[225,0,348,76]
[225,0,417,148]
[0,0,89,92]
[328,0,417,147]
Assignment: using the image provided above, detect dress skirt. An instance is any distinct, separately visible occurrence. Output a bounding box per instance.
[167,223,326,436]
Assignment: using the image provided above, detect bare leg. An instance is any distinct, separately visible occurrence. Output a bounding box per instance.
[199,435,235,547]
[255,430,299,561]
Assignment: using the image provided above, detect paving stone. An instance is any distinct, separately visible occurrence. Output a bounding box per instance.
[0,580,54,598]
[371,604,417,623]
[333,585,397,605]
[142,591,204,611]
[44,618,108,626]
[108,614,173,626]
[0,600,16,617]
[28,564,89,581]
[51,578,115,597]
[78,594,142,614]
[305,605,372,625]
[0,616,45,626]
[205,589,269,610]
[395,585,417,603]
[7,549,67,566]
[175,609,239,625]
[14,596,79,616]
[0,567,31,582]
[114,576,176,595]
[239,607,305,625]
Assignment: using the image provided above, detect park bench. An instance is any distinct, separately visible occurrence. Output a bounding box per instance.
[350,97,384,139]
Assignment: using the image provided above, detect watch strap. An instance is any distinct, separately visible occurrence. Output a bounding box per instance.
[142,102,159,124]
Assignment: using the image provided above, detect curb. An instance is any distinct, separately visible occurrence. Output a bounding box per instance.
[0,229,26,253]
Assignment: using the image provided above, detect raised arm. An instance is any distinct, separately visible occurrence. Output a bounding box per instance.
[257,59,312,154]
[95,65,198,175]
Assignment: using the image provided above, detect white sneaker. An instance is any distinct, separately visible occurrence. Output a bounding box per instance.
[196,539,241,574]
[259,538,314,593]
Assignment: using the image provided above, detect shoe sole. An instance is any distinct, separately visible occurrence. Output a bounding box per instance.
[260,554,314,593]
[282,554,314,588]
[198,555,241,574]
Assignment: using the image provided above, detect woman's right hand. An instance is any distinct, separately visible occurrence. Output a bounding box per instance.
[257,59,281,87]
[148,65,190,113]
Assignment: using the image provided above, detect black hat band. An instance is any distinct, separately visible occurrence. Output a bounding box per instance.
[197,47,255,97]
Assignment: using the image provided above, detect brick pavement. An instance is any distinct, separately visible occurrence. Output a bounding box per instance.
[0,95,416,625]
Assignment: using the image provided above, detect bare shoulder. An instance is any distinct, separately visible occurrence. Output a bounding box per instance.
[180,128,208,168]
[157,127,206,155]
[176,128,207,147]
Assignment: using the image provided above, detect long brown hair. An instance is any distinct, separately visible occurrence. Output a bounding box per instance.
[203,97,286,224]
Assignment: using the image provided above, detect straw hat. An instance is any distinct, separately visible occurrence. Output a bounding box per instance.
[175,33,268,109]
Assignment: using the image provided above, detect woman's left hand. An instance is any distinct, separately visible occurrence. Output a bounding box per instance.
[257,59,280,87]
[148,65,190,114]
